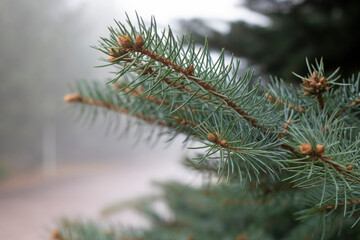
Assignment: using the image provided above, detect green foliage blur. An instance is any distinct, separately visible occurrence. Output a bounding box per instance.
[181,0,360,80]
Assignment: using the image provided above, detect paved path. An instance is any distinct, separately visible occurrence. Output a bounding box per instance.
[0,155,198,240]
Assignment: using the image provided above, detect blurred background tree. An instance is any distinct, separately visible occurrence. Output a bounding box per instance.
[181,0,360,80]
[0,0,137,178]
[0,0,87,175]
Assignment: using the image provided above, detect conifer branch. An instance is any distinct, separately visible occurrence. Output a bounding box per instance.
[320,156,358,182]
[323,199,360,210]
[115,83,170,106]
[207,132,236,150]
[301,71,329,109]
[298,143,360,183]
[316,94,324,110]
[278,119,291,138]
[64,93,170,127]
[112,55,211,102]
[117,36,261,129]
[115,83,196,113]
[175,116,244,151]
[265,93,305,112]
[173,116,199,127]
[335,97,360,118]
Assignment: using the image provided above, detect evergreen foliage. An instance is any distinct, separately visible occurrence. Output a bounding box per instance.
[181,0,360,80]
[59,14,360,240]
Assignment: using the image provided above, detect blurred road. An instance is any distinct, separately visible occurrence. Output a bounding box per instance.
[0,155,198,240]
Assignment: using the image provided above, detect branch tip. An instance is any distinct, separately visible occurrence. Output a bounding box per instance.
[316,144,325,155]
[265,93,305,112]
[51,230,66,240]
[298,143,312,155]
[346,165,354,170]
[134,34,144,49]
[64,93,81,103]
[118,35,133,48]
[207,133,216,142]
[301,71,328,109]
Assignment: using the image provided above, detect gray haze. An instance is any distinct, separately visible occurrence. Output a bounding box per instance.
[0,0,185,178]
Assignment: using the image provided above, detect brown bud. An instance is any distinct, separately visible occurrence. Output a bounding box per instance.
[208,133,216,142]
[319,77,326,84]
[51,230,62,240]
[215,132,220,140]
[134,34,144,49]
[316,144,325,154]
[173,116,181,122]
[124,87,131,93]
[346,165,354,170]
[113,84,121,90]
[64,93,81,103]
[310,82,317,88]
[187,64,194,74]
[302,79,309,85]
[312,71,317,78]
[118,35,133,48]
[266,93,274,101]
[220,140,227,146]
[299,143,312,155]
[286,119,291,124]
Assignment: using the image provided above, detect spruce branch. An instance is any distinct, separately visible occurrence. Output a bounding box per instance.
[63,14,360,231]
[323,199,360,211]
[297,142,360,183]
[115,34,261,129]
[335,97,360,118]
[265,93,305,112]
[64,93,170,127]
[301,71,328,109]
[97,15,276,130]
[278,119,291,138]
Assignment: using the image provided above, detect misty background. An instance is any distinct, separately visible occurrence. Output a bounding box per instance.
[0,0,184,179]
